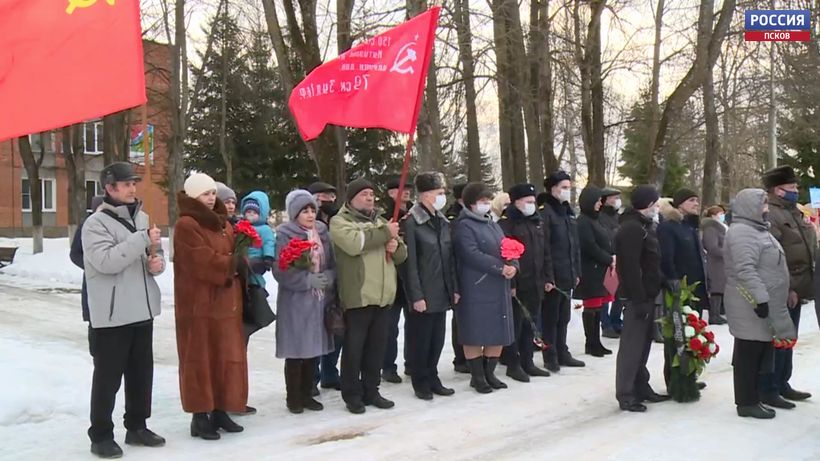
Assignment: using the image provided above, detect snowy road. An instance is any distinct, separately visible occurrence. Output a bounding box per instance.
[2,277,820,461]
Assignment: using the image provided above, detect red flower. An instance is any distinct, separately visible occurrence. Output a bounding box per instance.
[697,319,708,331]
[501,237,526,261]
[704,331,715,343]
[235,219,262,248]
[689,337,703,351]
[278,238,315,272]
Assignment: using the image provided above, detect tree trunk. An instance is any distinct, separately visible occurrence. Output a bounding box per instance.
[18,136,44,254]
[62,125,87,242]
[646,0,665,176]
[588,0,606,187]
[407,0,443,172]
[453,0,482,182]
[219,0,232,186]
[102,111,128,164]
[647,0,735,187]
[533,0,557,178]
[335,0,354,191]
[701,65,720,206]
[492,0,514,189]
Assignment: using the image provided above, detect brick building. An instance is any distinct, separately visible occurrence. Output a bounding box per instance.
[0,40,173,237]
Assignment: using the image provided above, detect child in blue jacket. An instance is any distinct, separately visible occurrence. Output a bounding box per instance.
[240,191,277,287]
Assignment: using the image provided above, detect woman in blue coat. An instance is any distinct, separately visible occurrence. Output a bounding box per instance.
[453,182,517,394]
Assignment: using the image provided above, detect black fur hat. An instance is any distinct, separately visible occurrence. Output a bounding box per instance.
[544,170,572,190]
[414,171,446,193]
[508,183,537,202]
[762,165,798,189]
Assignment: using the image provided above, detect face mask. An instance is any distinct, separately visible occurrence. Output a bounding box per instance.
[762,211,770,223]
[559,189,571,203]
[319,201,336,214]
[717,214,726,223]
[613,199,622,211]
[519,203,537,216]
[433,194,447,211]
[646,208,659,221]
[652,213,660,224]
[475,203,491,215]
[783,190,799,203]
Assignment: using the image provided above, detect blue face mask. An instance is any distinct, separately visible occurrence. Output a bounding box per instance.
[717,214,726,223]
[783,190,799,203]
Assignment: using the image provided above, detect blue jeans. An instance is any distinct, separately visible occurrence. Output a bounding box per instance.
[316,335,343,386]
[760,305,801,396]
[600,299,624,332]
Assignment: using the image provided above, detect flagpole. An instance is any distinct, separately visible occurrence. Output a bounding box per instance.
[142,103,156,256]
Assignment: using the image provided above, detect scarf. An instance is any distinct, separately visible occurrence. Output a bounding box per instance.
[306,227,325,300]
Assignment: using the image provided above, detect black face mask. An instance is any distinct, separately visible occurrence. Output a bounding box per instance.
[319,201,337,215]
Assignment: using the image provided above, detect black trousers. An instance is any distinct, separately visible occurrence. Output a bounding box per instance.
[406,310,447,391]
[383,300,405,373]
[615,302,655,405]
[452,315,466,366]
[733,338,774,406]
[504,293,540,368]
[542,289,571,361]
[341,306,390,403]
[88,322,154,443]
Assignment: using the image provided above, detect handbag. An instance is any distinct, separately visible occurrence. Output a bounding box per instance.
[604,266,619,295]
[243,284,276,329]
[324,301,345,336]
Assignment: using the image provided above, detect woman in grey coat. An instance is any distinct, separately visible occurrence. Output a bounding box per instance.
[453,182,517,394]
[273,190,336,414]
[724,188,796,419]
[702,205,728,325]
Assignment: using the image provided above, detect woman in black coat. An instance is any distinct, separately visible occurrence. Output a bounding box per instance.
[401,172,459,401]
[574,187,615,357]
[701,205,728,325]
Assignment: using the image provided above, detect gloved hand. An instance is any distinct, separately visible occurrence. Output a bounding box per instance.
[308,272,330,290]
[754,302,769,319]
[249,258,268,275]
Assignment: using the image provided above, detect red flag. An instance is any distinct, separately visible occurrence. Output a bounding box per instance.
[0,0,146,141]
[289,7,440,141]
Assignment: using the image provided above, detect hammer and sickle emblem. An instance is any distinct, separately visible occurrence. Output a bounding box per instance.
[390,42,418,75]
[66,0,116,15]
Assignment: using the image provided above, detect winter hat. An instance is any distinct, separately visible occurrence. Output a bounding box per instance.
[346,177,375,203]
[184,173,217,199]
[536,192,550,207]
[630,185,660,210]
[508,183,537,202]
[307,181,336,195]
[415,171,446,193]
[600,187,621,198]
[762,165,798,189]
[544,170,572,190]
[285,189,317,221]
[672,188,698,208]
[461,182,494,208]
[215,181,236,204]
[242,198,261,215]
[452,183,467,200]
[385,176,402,191]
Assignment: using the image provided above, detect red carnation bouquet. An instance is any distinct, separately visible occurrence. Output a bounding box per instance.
[500,237,525,261]
[234,219,262,255]
[278,238,316,272]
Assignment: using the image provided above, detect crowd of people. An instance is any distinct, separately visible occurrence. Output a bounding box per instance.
[70,161,818,458]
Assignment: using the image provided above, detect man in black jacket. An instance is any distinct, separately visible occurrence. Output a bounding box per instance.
[446,182,469,373]
[499,183,553,381]
[382,176,413,383]
[541,171,584,371]
[615,185,669,412]
[598,188,623,338]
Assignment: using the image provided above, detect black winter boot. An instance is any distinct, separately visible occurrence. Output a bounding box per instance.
[125,428,166,447]
[506,361,530,383]
[583,312,604,357]
[190,413,220,440]
[484,357,508,389]
[737,404,776,419]
[559,352,586,367]
[212,410,244,433]
[301,358,324,411]
[90,440,123,459]
[468,358,493,394]
[594,311,612,355]
[285,359,304,414]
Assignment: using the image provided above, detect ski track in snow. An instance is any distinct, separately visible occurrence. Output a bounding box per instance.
[1,238,820,460]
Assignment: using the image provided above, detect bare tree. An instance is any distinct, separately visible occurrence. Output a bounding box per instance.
[17,135,45,254]
[219,0,232,186]
[452,0,483,181]
[62,124,87,241]
[408,0,444,171]
[102,111,130,164]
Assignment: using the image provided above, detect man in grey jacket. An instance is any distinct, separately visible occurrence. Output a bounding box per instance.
[83,162,165,458]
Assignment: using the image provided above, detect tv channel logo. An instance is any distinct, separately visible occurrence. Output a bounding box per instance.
[745,10,811,41]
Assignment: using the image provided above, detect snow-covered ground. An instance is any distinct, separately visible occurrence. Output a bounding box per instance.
[1,239,820,461]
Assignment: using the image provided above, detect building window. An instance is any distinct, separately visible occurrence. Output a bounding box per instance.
[28,132,55,153]
[84,121,103,154]
[21,179,56,212]
[86,180,103,212]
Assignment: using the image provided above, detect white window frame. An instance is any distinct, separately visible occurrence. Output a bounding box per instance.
[28,132,55,153]
[84,121,103,154]
[21,178,57,212]
[86,180,103,213]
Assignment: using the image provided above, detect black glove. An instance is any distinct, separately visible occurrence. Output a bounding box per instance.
[754,302,769,319]
[249,258,268,275]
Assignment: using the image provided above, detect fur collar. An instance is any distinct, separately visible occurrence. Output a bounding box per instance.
[177,191,227,232]
[409,202,446,225]
[661,205,683,223]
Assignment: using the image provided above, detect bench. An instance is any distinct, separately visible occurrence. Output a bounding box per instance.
[0,247,18,268]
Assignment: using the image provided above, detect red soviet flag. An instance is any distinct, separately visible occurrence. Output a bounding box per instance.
[0,0,146,141]
[289,7,440,141]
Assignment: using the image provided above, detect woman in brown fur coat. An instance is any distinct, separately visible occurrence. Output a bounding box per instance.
[174,173,248,441]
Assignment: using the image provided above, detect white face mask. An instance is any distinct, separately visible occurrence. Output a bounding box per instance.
[613,198,622,211]
[646,208,659,221]
[475,203,491,215]
[559,189,571,203]
[519,203,537,216]
[433,194,447,211]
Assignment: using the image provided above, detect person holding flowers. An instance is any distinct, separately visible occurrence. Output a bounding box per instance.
[724,188,797,419]
[174,173,248,440]
[273,190,336,414]
[453,182,516,394]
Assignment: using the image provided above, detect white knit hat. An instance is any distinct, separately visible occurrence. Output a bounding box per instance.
[184,173,217,199]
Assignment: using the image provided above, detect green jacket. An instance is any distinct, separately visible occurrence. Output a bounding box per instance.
[768,194,817,300]
[330,204,408,310]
